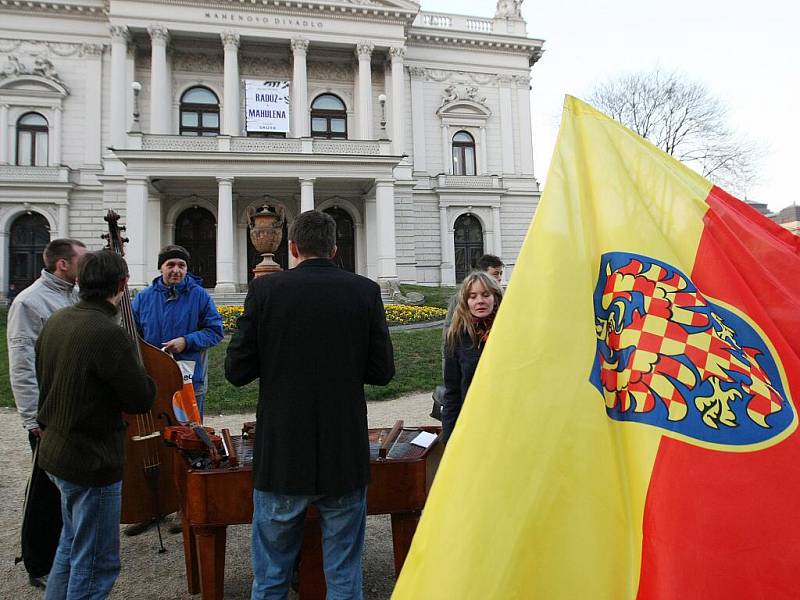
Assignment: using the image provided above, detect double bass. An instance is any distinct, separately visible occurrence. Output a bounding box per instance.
[103,210,184,543]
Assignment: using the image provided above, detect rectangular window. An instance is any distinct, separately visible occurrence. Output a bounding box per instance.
[35,131,48,165]
[17,132,32,166]
[182,112,199,127]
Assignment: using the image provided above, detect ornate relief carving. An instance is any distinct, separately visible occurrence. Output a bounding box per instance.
[81,43,104,57]
[0,38,81,57]
[230,138,302,153]
[172,51,223,73]
[239,55,291,77]
[0,54,68,90]
[142,135,217,151]
[290,38,309,54]
[389,47,406,60]
[109,25,130,44]
[312,139,380,156]
[408,66,426,79]
[147,25,170,45]
[355,41,374,58]
[307,61,353,82]
[439,84,488,109]
[220,31,240,50]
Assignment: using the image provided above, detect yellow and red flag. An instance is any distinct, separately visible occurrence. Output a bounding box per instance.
[393,96,800,599]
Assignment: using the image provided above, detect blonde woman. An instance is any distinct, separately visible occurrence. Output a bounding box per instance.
[442,271,504,443]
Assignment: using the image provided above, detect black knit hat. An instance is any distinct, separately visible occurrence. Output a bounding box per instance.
[157,245,191,269]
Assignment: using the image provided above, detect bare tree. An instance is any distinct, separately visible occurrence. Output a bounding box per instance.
[588,69,762,196]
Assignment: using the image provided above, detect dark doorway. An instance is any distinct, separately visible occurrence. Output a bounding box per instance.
[453,214,484,283]
[325,207,355,273]
[8,212,50,291]
[246,217,288,281]
[174,207,217,288]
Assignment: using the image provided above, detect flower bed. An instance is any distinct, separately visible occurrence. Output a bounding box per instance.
[384,304,446,326]
[217,303,445,331]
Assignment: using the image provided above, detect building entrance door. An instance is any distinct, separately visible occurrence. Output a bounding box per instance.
[325,207,355,272]
[8,212,50,291]
[453,214,484,283]
[175,207,217,288]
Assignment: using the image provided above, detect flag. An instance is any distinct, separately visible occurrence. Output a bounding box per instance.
[393,96,800,599]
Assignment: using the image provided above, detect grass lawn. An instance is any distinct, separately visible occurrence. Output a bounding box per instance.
[400,284,457,309]
[0,306,443,413]
[204,327,441,413]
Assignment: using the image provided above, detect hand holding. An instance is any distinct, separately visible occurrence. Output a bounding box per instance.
[162,337,187,354]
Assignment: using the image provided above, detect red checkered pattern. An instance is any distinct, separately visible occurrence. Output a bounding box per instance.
[599,260,784,426]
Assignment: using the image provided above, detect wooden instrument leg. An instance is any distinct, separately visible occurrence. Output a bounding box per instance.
[182,522,200,594]
[194,525,228,600]
[298,514,326,600]
[390,511,421,576]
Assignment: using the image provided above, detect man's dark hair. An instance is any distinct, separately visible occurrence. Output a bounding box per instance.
[476,254,504,271]
[289,210,336,258]
[43,238,86,272]
[77,250,129,301]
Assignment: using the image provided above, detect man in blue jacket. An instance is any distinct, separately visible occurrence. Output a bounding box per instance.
[131,244,223,418]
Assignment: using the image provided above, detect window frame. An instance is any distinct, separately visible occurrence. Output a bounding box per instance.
[451,130,477,176]
[179,86,221,137]
[310,94,348,139]
[15,112,49,166]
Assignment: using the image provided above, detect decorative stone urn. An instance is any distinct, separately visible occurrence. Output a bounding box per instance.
[248,204,285,278]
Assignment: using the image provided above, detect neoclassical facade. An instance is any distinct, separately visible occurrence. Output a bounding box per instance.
[0,0,543,296]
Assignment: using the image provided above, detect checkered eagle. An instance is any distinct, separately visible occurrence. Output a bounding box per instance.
[591,255,786,438]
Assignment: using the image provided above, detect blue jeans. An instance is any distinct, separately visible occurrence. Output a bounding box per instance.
[195,392,205,421]
[251,487,367,600]
[45,475,122,600]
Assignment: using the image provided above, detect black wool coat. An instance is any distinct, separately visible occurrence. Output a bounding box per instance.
[225,258,395,496]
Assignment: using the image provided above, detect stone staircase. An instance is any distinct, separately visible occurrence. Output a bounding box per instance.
[211,291,248,306]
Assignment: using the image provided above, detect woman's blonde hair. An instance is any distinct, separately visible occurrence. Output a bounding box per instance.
[445,271,504,353]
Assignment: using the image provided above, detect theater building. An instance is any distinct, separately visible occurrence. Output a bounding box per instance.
[0,0,543,297]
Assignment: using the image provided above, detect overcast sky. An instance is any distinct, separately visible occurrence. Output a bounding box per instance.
[422,0,798,212]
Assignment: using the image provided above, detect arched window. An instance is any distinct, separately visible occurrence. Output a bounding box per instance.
[180,87,220,136]
[9,212,50,290]
[310,94,347,139]
[16,112,49,166]
[452,131,476,176]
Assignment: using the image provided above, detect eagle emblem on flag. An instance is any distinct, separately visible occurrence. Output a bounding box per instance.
[590,252,793,446]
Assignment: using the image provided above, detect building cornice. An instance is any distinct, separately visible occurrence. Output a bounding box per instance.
[408,29,544,64]
[0,0,105,19]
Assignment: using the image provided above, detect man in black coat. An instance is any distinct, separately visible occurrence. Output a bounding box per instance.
[225,210,394,600]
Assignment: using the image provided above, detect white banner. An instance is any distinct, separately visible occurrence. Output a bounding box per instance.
[245,80,290,133]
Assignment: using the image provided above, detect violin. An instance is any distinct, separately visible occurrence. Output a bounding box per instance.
[103,210,183,550]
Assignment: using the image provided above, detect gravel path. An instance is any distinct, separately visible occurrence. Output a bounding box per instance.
[0,392,438,599]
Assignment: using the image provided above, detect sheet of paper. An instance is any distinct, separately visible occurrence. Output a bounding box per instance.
[410,431,437,448]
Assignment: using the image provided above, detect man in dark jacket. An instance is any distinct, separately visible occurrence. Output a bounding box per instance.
[36,250,156,599]
[225,210,395,600]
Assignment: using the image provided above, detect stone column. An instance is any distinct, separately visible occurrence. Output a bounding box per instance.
[439,205,454,285]
[215,177,237,294]
[364,195,377,280]
[51,107,62,166]
[389,47,405,155]
[0,104,9,164]
[221,31,241,136]
[516,75,534,175]
[492,205,503,260]
[498,75,515,175]
[408,67,426,172]
[374,179,397,280]
[81,44,104,165]
[126,176,149,288]
[299,177,315,212]
[109,25,129,149]
[148,25,171,134]
[441,123,451,174]
[355,41,374,140]
[58,203,69,238]
[290,38,309,138]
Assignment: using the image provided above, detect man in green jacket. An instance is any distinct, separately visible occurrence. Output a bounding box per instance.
[36,250,156,599]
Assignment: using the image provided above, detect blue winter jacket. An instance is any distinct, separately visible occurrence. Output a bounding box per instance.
[131,274,224,393]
